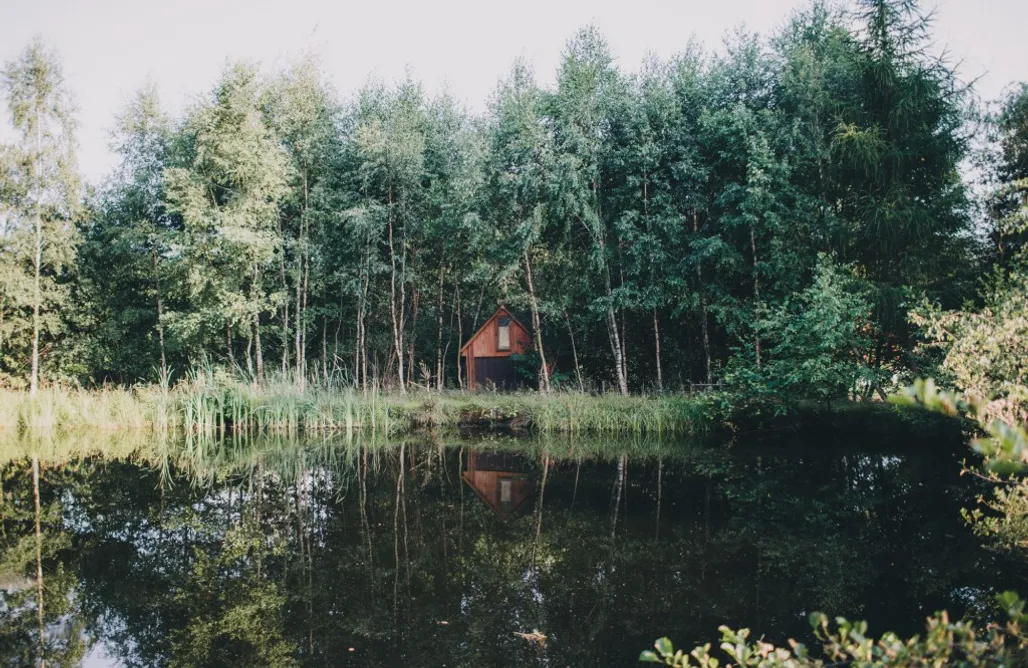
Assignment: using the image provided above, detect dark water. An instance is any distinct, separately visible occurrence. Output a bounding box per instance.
[0,433,1018,666]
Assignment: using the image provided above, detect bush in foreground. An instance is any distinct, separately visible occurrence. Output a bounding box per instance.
[642,592,1028,666]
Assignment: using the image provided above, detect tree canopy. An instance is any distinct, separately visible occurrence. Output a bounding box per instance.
[0,1,1011,402]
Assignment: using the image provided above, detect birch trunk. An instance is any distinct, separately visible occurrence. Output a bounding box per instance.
[407,283,419,389]
[294,212,305,385]
[435,265,445,392]
[30,117,42,397]
[387,183,406,394]
[254,310,264,383]
[565,310,584,392]
[153,248,167,382]
[523,251,551,393]
[277,214,290,376]
[33,455,45,666]
[455,284,463,391]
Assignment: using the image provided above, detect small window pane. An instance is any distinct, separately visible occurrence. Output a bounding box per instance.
[497,320,511,350]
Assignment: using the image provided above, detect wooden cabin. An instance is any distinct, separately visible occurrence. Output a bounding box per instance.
[462,451,534,521]
[460,306,533,391]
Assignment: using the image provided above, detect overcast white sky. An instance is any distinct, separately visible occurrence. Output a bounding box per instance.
[1,0,1025,184]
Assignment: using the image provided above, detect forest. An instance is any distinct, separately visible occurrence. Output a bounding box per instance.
[0,0,1025,412]
[7,1,1028,664]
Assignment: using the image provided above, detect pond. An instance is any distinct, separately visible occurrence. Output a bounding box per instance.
[0,430,1019,666]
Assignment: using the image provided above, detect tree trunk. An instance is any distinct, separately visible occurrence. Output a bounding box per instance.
[523,251,551,393]
[694,209,712,384]
[751,225,761,368]
[33,455,44,666]
[30,119,42,397]
[653,308,663,392]
[611,454,626,538]
[407,283,419,389]
[152,248,168,382]
[471,282,486,331]
[245,331,254,377]
[606,305,628,395]
[322,317,329,386]
[295,169,311,388]
[294,213,305,385]
[277,213,290,376]
[655,458,663,541]
[435,264,445,392]
[442,287,456,391]
[355,253,370,392]
[455,283,464,391]
[565,310,584,392]
[354,299,362,390]
[254,310,264,382]
[387,183,407,395]
[532,455,550,567]
[619,264,628,386]
[29,201,41,394]
[300,252,310,384]
[225,321,236,369]
[581,216,627,395]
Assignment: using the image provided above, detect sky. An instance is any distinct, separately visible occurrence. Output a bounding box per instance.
[1,0,1026,185]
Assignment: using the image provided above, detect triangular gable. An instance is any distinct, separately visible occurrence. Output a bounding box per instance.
[459,306,532,354]
[461,471,535,521]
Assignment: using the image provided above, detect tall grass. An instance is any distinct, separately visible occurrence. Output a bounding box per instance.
[0,377,719,438]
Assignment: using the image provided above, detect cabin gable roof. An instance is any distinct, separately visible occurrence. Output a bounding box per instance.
[460,306,531,354]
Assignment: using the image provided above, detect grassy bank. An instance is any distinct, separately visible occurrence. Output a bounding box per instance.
[0,376,719,438]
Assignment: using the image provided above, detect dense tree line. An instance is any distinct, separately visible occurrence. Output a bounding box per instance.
[0,0,1023,397]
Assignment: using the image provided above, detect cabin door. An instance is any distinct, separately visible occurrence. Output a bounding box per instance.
[474,356,518,390]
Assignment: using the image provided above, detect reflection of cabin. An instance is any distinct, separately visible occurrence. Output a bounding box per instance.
[462,450,534,520]
[460,306,532,391]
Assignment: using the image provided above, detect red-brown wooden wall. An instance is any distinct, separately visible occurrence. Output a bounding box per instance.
[460,307,532,390]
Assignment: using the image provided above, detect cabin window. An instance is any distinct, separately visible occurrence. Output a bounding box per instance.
[497,317,511,351]
[500,478,512,504]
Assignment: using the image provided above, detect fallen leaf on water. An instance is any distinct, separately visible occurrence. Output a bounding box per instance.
[513,630,547,647]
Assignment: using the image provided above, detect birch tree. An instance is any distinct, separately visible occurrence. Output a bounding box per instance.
[0,38,81,394]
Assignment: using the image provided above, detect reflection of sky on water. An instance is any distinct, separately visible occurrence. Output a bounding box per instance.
[83,644,121,667]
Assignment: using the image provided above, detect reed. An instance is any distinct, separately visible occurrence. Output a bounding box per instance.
[0,378,719,438]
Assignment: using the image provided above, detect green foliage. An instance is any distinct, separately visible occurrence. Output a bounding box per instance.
[0,2,994,403]
[913,272,1028,427]
[0,38,82,390]
[726,256,875,409]
[641,591,1028,666]
[163,63,290,366]
[985,83,1028,263]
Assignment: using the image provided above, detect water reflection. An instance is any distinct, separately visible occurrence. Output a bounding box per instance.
[463,451,535,521]
[0,432,1017,667]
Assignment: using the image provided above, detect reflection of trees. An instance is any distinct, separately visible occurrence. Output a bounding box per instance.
[169,519,296,668]
[0,456,89,667]
[0,434,1014,667]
